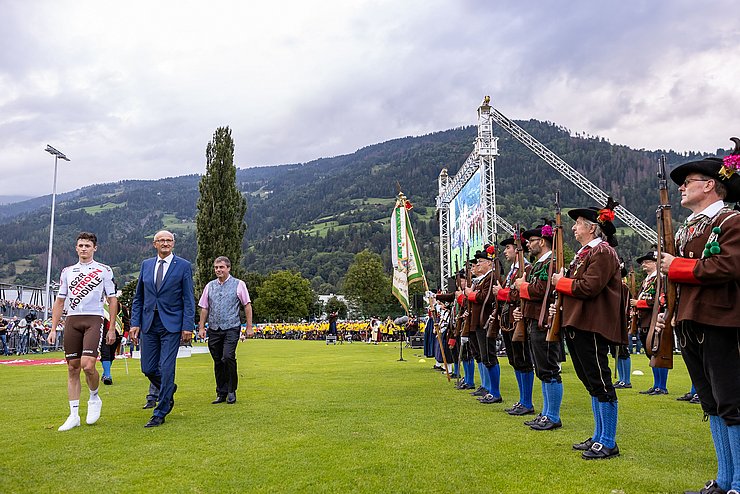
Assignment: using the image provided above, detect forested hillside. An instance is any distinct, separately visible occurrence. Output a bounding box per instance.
[0,119,719,292]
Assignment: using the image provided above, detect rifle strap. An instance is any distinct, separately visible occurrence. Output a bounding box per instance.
[480,270,495,328]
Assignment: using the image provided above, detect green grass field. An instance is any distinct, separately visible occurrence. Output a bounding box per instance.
[0,341,713,493]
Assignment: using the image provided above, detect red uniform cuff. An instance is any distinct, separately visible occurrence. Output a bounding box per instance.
[467,292,477,302]
[636,300,649,309]
[519,282,531,300]
[668,258,700,284]
[555,277,574,296]
[457,294,465,305]
[497,288,510,301]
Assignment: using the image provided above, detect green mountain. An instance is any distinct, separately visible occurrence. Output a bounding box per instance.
[0,120,715,292]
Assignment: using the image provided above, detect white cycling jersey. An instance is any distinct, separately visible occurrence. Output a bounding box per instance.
[57,260,116,316]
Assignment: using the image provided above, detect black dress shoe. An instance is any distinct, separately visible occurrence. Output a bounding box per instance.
[524,414,543,427]
[143,400,157,409]
[478,394,503,404]
[639,387,656,394]
[689,394,701,404]
[581,442,619,460]
[470,387,488,397]
[508,404,535,416]
[504,402,522,413]
[212,395,227,404]
[572,437,594,451]
[144,415,165,428]
[684,479,727,494]
[529,417,562,431]
[102,376,113,385]
[649,388,668,395]
[677,392,694,401]
[227,392,236,404]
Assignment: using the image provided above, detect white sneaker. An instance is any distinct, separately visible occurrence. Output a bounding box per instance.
[86,398,102,425]
[58,414,81,431]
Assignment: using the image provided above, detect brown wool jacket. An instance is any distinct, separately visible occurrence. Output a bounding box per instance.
[519,255,555,322]
[668,210,740,328]
[555,241,627,344]
[466,271,498,337]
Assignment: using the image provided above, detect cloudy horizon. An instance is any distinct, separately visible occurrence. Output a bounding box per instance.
[2,0,738,195]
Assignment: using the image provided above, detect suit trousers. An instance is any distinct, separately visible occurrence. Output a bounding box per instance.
[207,327,240,396]
[472,327,499,367]
[526,319,562,383]
[564,326,617,402]
[679,321,740,426]
[140,312,181,418]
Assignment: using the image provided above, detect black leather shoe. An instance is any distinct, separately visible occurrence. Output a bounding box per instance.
[649,388,668,395]
[143,400,157,409]
[689,394,701,404]
[212,395,227,404]
[102,376,113,385]
[508,404,535,416]
[470,387,488,397]
[504,402,522,413]
[478,394,503,404]
[684,479,728,494]
[226,392,236,404]
[581,442,619,460]
[524,414,543,427]
[572,437,594,451]
[676,392,694,401]
[639,387,656,394]
[144,415,165,428]
[529,417,562,431]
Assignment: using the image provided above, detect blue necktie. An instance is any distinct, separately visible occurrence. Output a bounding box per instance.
[155,259,165,291]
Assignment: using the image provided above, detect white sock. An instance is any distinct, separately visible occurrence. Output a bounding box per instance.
[90,388,100,401]
[69,400,80,416]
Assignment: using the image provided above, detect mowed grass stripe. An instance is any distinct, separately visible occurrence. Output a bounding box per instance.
[0,341,711,493]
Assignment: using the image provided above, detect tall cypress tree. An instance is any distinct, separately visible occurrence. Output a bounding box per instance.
[195,126,247,295]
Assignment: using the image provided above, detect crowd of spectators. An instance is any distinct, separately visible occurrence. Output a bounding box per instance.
[0,300,60,356]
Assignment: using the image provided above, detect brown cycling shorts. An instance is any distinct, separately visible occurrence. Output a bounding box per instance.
[63,315,103,360]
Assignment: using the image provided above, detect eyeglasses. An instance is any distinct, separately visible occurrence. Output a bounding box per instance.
[681,178,711,187]
[155,239,174,244]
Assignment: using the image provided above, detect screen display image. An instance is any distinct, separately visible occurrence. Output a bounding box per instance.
[448,168,485,270]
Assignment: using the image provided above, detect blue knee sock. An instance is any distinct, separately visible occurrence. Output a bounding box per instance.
[478,362,490,391]
[541,381,550,418]
[727,424,740,491]
[659,368,669,391]
[546,380,563,423]
[651,367,660,389]
[591,396,602,443]
[465,360,475,386]
[514,369,524,403]
[599,400,618,448]
[101,360,112,378]
[453,361,459,376]
[709,415,732,490]
[615,359,623,382]
[690,383,696,395]
[521,371,534,409]
[487,364,501,398]
[622,358,631,384]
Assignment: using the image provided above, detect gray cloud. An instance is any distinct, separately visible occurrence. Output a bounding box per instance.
[1,0,738,194]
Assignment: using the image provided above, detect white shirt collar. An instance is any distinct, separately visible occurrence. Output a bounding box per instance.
[645,270,657,280]
[688,200,725,221]
[536,250,552,263]
[157,253,174,264]
[577,238,603,254]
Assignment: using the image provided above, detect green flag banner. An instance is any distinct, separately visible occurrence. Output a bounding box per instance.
[391,192,428,313]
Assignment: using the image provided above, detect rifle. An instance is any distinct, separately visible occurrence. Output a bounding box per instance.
[545,192,565,342]
[426,292,450,382]
[628,261,638,335]
[646,155,675,369]
[512,226,527,342]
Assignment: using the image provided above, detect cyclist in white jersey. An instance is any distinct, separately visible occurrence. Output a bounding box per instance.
[48,232,118,431]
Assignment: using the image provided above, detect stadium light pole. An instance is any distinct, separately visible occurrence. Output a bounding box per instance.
[43,145,70,321]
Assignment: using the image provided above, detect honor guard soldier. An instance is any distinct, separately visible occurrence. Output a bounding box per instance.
[658,146,740,494]
[497,234,535,415]
[551,198,627,459]
[464,246,503,403]
[514,222,562,426]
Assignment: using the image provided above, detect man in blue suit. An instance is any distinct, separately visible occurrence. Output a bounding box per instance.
[130,230,195,428]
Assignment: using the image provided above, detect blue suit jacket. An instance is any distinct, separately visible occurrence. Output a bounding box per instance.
[130,255,195,333]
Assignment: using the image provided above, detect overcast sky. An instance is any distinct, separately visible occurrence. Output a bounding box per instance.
[2,0,738,195]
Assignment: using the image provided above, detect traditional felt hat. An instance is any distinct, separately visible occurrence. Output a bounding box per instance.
[474,244,496,261]
[568,197,619,245]
[522,220,554,240]
[636,251,657,264]
[669,138,740,203]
